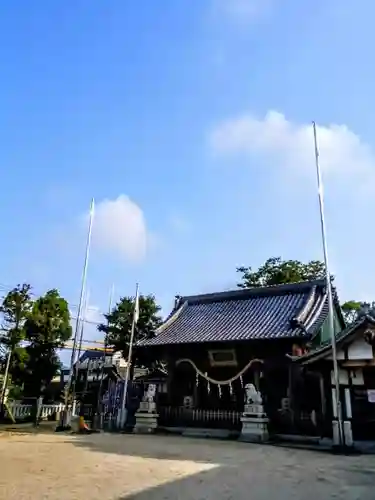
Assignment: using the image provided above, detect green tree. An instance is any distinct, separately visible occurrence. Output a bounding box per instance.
[341,300,362,324]
[0,284,33,397]
[98,294,163,368]
[237,257,371,328]
[22,289,72,397]
[355,301,375,320]
[237,257,327,288]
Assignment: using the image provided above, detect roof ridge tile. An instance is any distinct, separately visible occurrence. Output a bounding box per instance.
[181,279,328,306]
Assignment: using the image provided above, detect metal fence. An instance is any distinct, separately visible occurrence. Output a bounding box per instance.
[158,406,242,431]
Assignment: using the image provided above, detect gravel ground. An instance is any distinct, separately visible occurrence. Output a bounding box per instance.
[0,432,375,500]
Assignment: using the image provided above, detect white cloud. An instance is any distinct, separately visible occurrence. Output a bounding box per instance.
[69,304,103,327]
[88,195,149,262]
[209,110,375,181]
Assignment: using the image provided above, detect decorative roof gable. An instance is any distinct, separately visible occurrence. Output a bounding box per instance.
[292,314,375,365]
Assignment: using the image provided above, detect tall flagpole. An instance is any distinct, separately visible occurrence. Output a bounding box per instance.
[312,122,344,448]
[118,283,139,429]
[75,289,91,375]
[61,198,95,428]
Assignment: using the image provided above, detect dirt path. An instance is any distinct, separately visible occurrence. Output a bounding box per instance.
[1,433,374,499]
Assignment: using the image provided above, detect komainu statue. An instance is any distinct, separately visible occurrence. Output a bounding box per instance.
[244,383,263,405]
[144,384,156,403]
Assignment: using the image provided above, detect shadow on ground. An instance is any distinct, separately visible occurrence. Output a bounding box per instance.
[72,433,254,463]
[114,463,375,500]
[0,421,57,435]
[71,434,375,500]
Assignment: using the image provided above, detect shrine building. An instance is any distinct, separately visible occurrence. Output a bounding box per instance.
[137,279,347,440]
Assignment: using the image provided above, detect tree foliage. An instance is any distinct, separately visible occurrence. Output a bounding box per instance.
[0,285,72,399]
[0,284,33,393]
[340,300,362,325]
[98,294,163,367]
[0,284,32,349]
[340,301,375,325]
[22,289,72,397]
[237,257,327,288]
[237,257,375,327]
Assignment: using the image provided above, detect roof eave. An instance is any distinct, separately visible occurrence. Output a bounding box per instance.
[138,331,309,348]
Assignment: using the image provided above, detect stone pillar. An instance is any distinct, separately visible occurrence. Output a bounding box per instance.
[240,403,269,442]
[134,384,159,434]
[343,387,353,447]
[35,396,43,426]
[331,387,340,445]
[331,369,354,448]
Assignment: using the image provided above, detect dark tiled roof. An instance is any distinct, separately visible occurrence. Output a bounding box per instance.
[60,350,107,374]
[139,279,343,347]
[292,314,375,365]
[134,367,168,380]
[78,350,105,363]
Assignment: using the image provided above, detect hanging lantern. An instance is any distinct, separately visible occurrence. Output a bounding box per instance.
[218,385,222,398]
[240,375,243,388]
[229,382,233,395]
[196,371,199,387]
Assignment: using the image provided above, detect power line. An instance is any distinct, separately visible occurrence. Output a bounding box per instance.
[0,283,116,342]
[0,297,105,326]
[70,316,103,327]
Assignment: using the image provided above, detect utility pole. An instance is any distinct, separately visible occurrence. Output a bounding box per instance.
[74,290,91,422]
[118,283,139,429]
[93,284,115,430]
[0,349,12,416]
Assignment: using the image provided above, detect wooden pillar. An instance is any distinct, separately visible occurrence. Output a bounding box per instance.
[287,364,294,423]
[319,372,326,418]
[166,356,175,406]
[253,369,260,392]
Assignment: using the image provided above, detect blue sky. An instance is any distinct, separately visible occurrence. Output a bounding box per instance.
[1,0,375,353]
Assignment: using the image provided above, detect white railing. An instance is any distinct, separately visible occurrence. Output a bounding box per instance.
[5,403,72,421]
[4,402,96,421]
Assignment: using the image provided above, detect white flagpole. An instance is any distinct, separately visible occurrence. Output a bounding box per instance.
[118,283,139,429]
[312,122,344,448]
[75,289,91,369]
[61,198,95,428]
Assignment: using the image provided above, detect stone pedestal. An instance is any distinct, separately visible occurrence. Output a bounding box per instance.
[71,415,80,433]
[240,403,269,443]
[134,401,159,434]
[332,420,353,448]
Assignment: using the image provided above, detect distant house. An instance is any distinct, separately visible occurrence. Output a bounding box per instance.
[47,349,126,403]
